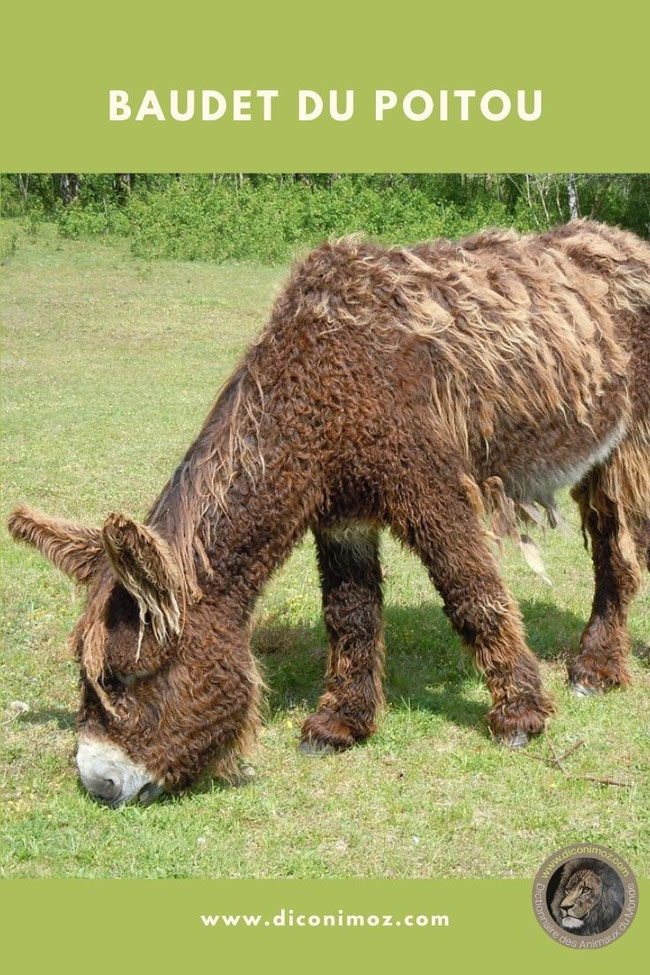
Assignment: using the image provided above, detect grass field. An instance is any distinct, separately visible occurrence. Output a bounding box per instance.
[1,221,648,879]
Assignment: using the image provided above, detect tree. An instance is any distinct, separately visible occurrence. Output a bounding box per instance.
[567,174,580,220]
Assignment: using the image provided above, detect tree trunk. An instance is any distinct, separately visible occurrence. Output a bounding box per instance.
[567,173,580,220]
[59,173,81,205]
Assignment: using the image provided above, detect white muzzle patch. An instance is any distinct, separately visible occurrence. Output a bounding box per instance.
[76,735,163,805]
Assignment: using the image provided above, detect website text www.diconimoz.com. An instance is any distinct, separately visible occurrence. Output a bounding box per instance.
[200,910,450,929]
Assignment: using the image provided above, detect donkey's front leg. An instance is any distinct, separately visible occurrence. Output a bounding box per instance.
[390,476,553,745]
[300,524,385,752]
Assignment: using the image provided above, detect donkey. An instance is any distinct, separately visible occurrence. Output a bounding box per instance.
[8,220,650,805]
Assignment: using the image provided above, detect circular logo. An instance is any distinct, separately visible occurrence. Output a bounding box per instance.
[532,844,638,948]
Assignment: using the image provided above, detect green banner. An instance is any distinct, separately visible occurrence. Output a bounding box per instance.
[1,0,648,172]
[1,879,647,971]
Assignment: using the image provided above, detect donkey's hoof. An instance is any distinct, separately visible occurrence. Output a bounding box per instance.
[501,730,530,749]
[570,681,602,699]
[300,712,356,751]
[298,738,336,756]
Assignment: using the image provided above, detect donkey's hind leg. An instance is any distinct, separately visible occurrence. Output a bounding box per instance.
[569,470,644,695]
[388,471,553,745]
[300,523,385,752]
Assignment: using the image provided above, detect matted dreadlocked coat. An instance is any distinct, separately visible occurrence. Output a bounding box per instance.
[7,219,650,802]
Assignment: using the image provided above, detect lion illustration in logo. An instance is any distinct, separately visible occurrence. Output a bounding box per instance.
[550,858,625,935]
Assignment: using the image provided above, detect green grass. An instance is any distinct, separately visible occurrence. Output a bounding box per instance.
[1,221,648,879]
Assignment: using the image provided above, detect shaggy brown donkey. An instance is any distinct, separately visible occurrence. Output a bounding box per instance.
[8,220,650,805]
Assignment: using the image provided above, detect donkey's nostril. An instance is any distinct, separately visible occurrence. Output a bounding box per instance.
[87,772,123,804]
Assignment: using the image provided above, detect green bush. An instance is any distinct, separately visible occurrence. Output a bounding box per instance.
[2,173,648,264]
[57,201,131,239]
[127,176,523,263]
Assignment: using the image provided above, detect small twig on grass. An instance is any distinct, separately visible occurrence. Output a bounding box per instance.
[510,749,554,766]
[571,775,631,788]
[545,732,567,773]
[556,739,585,763]
[507,734,631,788]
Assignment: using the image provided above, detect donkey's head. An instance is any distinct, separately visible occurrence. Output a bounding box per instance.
[8,506,260,806]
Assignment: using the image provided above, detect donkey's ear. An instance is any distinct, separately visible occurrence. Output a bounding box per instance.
[101,513,182,643]
[7,505,103,584]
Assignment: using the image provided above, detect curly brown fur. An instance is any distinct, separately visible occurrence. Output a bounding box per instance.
[301,524,385,750]
[7,219,650,795]
[550,859,625,934]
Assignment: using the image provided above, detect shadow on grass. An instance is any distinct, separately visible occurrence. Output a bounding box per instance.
[19,707,76,730]
[16,601,595,743]
[254,599,589,737]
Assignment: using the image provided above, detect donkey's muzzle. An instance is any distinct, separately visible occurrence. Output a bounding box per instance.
[76,735,162,807]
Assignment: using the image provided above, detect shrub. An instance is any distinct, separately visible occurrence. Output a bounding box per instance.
[57,201,131,239]
[3,173,648,265]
